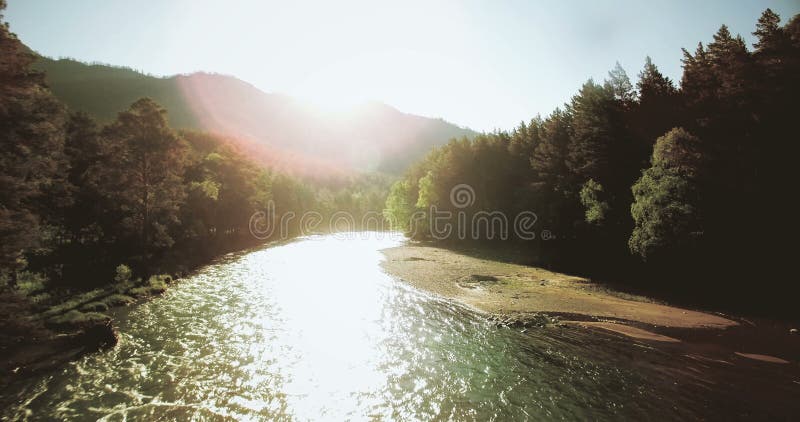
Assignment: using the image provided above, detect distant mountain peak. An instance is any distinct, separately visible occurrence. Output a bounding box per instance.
[35,56,477,175]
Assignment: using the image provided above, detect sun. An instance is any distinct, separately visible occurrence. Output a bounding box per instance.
[289,59,374,113]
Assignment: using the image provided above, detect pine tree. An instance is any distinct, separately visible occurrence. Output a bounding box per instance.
[566,79,639,226]
[680,43,715,113]
[566,80,615,182]
[62,112,105,243]
[0,1,68,270]
[637,57,677,109]
[634,57,680,148]
[98,98,187,256]
[753,9,785,52]
[605,62,636,104]
[532,108,571,191]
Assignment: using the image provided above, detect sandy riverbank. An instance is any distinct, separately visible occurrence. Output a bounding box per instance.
[381,243,800,365]
[381,243,735,327]
[380,242,745,343]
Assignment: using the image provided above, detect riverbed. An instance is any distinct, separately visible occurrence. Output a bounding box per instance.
[2,233,798,420]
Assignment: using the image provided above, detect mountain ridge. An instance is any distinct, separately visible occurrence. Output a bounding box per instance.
[34,57,478,175]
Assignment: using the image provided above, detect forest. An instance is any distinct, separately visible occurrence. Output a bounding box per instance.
[0,0,389,348]
[2,4,799,357]
[4,2,800,418]
[383,9,799,316]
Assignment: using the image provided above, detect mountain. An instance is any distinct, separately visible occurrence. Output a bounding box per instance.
[34,57,477,175]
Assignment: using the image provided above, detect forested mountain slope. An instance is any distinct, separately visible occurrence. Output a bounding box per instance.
[35,57,476,174]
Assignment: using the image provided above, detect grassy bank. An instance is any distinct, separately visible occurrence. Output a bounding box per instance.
[0,234,268,383]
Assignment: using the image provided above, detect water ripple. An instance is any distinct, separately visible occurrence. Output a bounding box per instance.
[3,233,798,420]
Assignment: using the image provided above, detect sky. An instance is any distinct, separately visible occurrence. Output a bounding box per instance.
[5,0,800,132]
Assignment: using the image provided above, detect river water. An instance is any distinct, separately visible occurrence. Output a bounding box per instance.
[2,233,798,420]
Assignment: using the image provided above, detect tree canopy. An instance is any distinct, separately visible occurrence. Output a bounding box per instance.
[384,9,799,315]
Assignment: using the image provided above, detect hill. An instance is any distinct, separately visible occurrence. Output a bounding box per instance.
[34,57,477,174]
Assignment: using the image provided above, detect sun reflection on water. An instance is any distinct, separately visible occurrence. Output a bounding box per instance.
[6,232,790,420]
[248,233,405,419]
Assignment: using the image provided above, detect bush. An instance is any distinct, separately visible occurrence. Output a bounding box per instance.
[13,271,48,297]
[147,275,169,291]
[41,289,106,318]
[580,179,610,225]
[127,286,150,297]
[29,292,51,304]
[114,264,133,284]
[127,275,169,297]
[80,301,109,312]
[114,279,138,294]
[0,286,52,345]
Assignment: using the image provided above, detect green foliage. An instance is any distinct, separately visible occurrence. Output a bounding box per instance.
[32,57,476,175]
[416,171,438,208]
[1,6,799,319]
[0,7,68,268]
[629,128,704,260]
[384,180,414,231]
[383,9,799,316]
[532,108,571,188]
[41,288,106,318]
[100,98,188,252]
[146,275,168,292]
[114,264,133,284]
[80,301,109,312]
[606,62,636,103]
[579,179,609,225]
[13,271,48,296]
[0,3,395,347]
[191,179,220,201]
[46,310,110,329]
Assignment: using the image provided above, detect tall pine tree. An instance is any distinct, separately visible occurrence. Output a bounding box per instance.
[0,1,68,271]
[98,98,187,257]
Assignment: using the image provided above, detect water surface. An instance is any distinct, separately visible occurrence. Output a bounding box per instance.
[3,233,798,420]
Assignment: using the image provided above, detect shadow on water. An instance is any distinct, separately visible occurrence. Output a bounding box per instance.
[2,233,799,420]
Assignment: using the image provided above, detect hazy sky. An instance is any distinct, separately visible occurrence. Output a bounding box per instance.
[6,0,800,131]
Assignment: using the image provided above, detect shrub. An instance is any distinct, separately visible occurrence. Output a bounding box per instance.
[29,292,51,304]
[13,271,48,297]
[80,301,109,312]
[127,286,150,297]
[128,275,169,297]
[147,275,169,291]
[114,264,133,284]
[41,289,106,318]
[580,179,610,225]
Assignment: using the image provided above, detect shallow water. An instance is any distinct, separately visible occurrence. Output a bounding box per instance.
[2,233,798,420]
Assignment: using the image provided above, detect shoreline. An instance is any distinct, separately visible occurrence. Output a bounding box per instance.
[0,237,282,384]
[380,242,799,362]
[380,242,736,329]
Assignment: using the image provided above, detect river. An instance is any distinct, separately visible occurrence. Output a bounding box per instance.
[2,233,798,420]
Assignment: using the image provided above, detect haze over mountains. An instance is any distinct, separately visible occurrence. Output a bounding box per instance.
[35,57,477,175]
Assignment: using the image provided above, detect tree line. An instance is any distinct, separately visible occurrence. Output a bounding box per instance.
[0,0,389,302]
[384,9,800,315]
